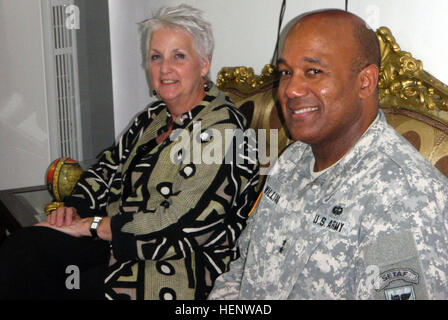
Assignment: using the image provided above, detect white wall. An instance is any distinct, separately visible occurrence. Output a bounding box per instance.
[108,0,345,138]
[349,0,448,85]
[0,0,51,190]
[108,0,154,138]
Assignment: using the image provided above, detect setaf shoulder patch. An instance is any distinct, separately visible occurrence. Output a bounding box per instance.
[376,268,419,290]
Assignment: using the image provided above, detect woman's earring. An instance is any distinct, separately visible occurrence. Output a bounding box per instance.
[152,89,157,96]
[204,82,210,92]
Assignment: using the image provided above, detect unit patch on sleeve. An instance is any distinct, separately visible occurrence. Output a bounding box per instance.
[363,231,429,300]
[384,285,416,300]
[376,268,419,290]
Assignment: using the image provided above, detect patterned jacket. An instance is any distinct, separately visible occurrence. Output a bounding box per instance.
[209,110,448,300]
[65,85,260,299]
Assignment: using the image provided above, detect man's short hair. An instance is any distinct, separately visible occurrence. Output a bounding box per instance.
[352,22,381,73]
[297,9,381,74]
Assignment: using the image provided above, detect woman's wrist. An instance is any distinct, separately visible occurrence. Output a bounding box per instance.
[96,216,112,241]
[83,217,95,237]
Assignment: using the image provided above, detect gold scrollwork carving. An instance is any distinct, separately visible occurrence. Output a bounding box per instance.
[217,64,278,95]
[377,27,448,126]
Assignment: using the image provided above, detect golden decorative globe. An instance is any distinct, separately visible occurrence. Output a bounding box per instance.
[44,158,83,214]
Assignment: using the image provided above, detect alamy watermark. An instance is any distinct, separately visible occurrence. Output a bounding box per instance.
[365,5,380,30]
[169,121,279,175]
[365,264,381,291]
[65,264,80,290]
[65,4,80,30]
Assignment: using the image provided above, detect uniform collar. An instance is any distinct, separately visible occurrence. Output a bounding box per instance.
[307,110,384,184]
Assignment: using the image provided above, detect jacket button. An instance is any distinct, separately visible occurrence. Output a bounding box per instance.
[161,200,170,208]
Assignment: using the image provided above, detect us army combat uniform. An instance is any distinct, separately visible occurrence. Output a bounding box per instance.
[209,111,448,300]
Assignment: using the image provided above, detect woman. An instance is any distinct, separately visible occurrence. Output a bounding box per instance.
[0,4,259,300]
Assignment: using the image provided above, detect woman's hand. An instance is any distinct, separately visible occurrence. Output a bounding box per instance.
[36,206,88,237]
[46,206,81,227]
[35,214,113,241]
[35,218,92,238]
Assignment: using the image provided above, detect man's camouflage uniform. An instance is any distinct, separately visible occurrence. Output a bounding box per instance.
[209,111,448,300]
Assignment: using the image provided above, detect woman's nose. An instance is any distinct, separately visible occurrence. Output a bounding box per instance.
[160,58,171,73]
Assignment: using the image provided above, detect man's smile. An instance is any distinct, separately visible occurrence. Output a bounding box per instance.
[287,105,320,120]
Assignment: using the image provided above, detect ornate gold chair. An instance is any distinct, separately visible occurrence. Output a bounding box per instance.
[217,27,448,178]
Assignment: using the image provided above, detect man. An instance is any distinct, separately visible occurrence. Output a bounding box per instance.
[208,9,448,300]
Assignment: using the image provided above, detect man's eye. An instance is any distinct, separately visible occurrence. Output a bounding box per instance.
[307,68,322,76]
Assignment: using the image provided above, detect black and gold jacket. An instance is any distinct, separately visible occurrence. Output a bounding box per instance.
[65,85,260,299]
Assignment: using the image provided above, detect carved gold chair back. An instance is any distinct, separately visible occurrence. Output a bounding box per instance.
[217,27,448,178]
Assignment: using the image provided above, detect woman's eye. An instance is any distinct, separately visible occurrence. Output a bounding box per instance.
[175,53,185,59]
[279,70,291,76]
[150,54,161,61]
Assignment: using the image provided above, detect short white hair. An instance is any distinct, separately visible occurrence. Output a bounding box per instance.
[141,4,214,66]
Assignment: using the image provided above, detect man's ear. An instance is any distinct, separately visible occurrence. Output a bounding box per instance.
[358,64,379,100]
